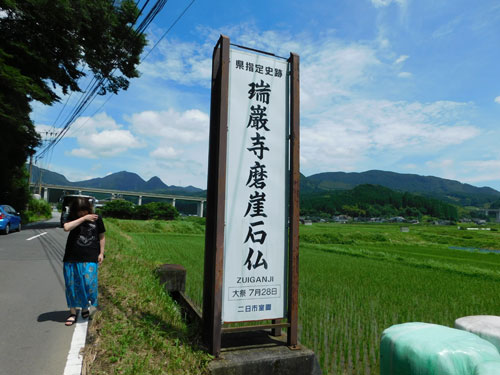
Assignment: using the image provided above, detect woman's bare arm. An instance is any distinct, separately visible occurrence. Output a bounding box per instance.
[63,214,98,232]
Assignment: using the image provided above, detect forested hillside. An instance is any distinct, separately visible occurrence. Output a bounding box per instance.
[303,170,500,206]
[301,184,459,220]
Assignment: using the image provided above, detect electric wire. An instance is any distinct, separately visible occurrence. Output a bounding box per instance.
[141,0,196,62]
[35,0,169,160]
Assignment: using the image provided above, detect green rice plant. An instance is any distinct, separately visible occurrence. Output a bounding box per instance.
[91,220,500,374]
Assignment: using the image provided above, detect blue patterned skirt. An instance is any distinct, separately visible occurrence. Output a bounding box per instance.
[63,262,98,308]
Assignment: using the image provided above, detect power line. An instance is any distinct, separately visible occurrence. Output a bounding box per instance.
[35,0,172,161]
[65,0,197,140]
[141,0,196,62]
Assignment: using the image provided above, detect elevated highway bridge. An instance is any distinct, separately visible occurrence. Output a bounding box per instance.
[30,183,206,217]
[476,208,500,222]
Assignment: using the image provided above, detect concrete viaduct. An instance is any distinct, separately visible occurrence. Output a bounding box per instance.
[31,183,206,217]
[477,208,500,223]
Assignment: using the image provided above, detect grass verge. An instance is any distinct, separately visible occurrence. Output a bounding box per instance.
[83,218,212,375]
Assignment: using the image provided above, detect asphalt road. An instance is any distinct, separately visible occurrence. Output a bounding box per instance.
[0,211,75,375]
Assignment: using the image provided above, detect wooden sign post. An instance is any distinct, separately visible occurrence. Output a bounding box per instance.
[202,35,300,357]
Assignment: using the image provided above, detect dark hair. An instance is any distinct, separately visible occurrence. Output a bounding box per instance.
[69,197,93,218]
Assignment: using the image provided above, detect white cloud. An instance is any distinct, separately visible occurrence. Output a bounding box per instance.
[394,55,409,64]
[124,108,210,187]
[371,0,407,8]
[494,96,500,104]
[67,112,120,137]
[142,25,382,110]
[139,39,212,87]
[403,164,418,170]
[459,161,500,185]
[463,160,500,169]
[300,100,480,173]
[150,146,180,160]
[432,17,462,39]
[70,129,142,159]
[301,42,381,109]
[398,72,412,78]
[426,159,454,169]
[66,113,143,159]
[129,109,209,143]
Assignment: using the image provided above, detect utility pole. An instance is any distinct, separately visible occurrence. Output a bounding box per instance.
[28,154,33,192]
[38,165,43,195]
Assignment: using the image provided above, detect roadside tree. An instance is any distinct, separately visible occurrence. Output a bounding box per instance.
[0,0,147,209]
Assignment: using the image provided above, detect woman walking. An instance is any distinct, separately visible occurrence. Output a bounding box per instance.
[62,197,105,326]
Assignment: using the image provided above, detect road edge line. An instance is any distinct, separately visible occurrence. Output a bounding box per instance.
[63,313,88,375]
[26,232,48,241]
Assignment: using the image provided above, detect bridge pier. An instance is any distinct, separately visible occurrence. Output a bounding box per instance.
[43,187,49,202]
[172,198,176,208]
[197,201,204,217]
[138,196,142,206]
[497,211,500,223]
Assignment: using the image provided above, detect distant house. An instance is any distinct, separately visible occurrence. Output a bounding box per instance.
[333,215,350,223]
[389,216,406,223]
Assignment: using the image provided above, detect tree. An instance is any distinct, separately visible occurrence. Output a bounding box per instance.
[100,199,135,219]
[0,0,147,209]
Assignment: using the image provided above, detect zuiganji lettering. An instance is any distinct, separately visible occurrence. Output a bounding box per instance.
[243,77,273,273]
[246,161,268,189]
[244,248,268,270]
[244,221,267,244]
[247,132,269,160]
[248,80,271,104]
[247,105,270,131]
[244,191,267,218]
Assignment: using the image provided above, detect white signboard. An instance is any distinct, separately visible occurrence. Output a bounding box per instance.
[222,48,289,322]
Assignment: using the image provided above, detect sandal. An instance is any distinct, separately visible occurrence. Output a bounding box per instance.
[81,310,90,319]
[65,314,77,326]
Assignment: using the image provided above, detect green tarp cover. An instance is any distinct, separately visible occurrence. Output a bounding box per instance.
[380,322,500,375]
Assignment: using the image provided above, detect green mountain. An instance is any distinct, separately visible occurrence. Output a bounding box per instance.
[301,184,459,220]
[29,165,71,185]
[30,165,500,208]
[29,166,203,195]
[303,170,500,207]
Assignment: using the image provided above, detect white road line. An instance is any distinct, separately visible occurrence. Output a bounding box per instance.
[63,314,88,375]
[26,232,48,241]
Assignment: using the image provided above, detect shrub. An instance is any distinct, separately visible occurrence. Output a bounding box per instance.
[100,200,179,221]
[141,202,178,220]
[28,198,52,217]
[22,198,52,222]
[101,199,134,219]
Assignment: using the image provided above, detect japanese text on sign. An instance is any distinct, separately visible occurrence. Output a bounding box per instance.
[222,48,289,323]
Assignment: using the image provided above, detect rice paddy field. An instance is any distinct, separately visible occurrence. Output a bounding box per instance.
[101,219,500,375]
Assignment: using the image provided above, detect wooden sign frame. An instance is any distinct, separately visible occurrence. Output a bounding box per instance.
[202,35,300,357]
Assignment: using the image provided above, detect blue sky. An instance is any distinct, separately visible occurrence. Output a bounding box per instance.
[32,0,500,190]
